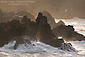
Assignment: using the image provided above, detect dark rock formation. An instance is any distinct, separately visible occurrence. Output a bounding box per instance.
[36,12,64,47]
[42,11,57,29]
[0,11,77,51]
[60,43,77,52]
[0,16,36,47]
[53,24,85,41]
[13,36,31,49]
[21,15,37,38]
[56,20,65,26]
[42,11,66,29]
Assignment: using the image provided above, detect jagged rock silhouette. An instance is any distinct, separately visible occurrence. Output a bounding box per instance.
[0,11,84,51]
[36,12,63,47]
[0,12,64,49]
[53,24,85,41]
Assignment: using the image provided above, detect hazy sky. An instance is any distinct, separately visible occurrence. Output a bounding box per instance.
[0,0,85,19]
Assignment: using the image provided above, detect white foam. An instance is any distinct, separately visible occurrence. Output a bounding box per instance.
[0,41,85,57]
[69,41,85,55]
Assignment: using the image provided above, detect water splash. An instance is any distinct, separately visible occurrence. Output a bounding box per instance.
[0,40,85,57]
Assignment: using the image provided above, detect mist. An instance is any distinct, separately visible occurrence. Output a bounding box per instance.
[0,0,85,19]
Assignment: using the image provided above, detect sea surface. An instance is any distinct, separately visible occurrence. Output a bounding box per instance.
[0,17,85,57]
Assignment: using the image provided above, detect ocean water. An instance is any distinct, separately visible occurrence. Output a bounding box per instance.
[0,17,85,57]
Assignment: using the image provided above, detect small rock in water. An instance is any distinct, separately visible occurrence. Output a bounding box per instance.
[60,43,77,52]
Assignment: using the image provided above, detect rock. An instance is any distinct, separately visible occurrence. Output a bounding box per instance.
[0,16,36,47]
[53,24,85,41]
[56,20,65,26]
[42,11,66,29]
[0,11,76,51]
[36,12,64,47]
[42,11,57,29]
[13,36,31,49]
[21,15,37,38]
[60,43,77,52]
[58,39,64,46]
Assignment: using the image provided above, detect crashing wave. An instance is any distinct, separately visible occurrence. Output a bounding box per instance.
[1,40,77,52]
[0,41,85,57]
